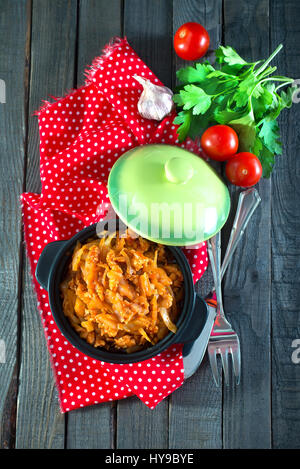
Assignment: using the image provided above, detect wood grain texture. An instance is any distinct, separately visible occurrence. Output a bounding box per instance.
[123,0,173,88]
[116,0,173,448]
[16,0,78,448]
[65,0,123,449]
[2,0,299,449]
[169,0,223,450]
[26,0,78,194]
[66,403,113,449]
[270,0,300,449]
[16,261,65,449]
[0,0,28,449]
[221,0,272,449]
[117,397,169,449]
[77,0,123,86]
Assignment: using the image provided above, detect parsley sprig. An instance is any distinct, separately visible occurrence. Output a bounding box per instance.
[173,44,298,177]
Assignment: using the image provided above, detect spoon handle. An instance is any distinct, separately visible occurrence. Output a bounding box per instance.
[221,187,261,280]
[207,231,224,317]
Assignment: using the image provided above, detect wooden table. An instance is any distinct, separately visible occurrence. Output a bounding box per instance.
[1,0,300,449]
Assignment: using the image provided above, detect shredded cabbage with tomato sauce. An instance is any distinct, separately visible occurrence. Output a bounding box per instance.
[60,230,184,353]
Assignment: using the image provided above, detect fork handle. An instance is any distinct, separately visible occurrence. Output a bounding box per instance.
[221,187,261,279]
[207,231,224,318]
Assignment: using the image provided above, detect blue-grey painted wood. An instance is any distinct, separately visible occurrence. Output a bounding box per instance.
[123,0,173,89]
[169,0,223,449]
[16,0,78,448]
[270,0,300,449]
[116,0,173,449]
[0,0,28,449]
[66,0,123,449]
[77,0,123,86]
[1,0,299,449]
[221,0,272,449]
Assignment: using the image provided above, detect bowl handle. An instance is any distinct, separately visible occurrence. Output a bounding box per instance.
[35,240,67,291]
[174,294,209,344]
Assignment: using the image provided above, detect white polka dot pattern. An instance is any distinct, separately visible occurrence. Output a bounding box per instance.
[20,38,208,412]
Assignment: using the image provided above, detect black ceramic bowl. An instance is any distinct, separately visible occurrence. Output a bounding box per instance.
[35,223,208,363]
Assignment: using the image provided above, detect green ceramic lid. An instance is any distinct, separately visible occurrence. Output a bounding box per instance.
[108,144,230,246]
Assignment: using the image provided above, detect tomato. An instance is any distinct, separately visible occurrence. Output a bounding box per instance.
[200,125,239,161]
[225,152,263,187]
[174,22,210,61]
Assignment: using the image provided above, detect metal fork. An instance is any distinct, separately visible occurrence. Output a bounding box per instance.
[206,188,261,386]
[207,232,241,386]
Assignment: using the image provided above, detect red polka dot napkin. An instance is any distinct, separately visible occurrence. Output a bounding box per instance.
[21,38,208,412]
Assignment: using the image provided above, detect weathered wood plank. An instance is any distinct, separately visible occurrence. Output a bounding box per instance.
[123,0,173,89]
[76,0,123,86]
[115,0,173,449]
[8,0,299,450]
[0,0,28,449]
[17,256,66,449]
[221,0,272,449]
[66,0,123,449]
[66,403,114,449]
[26,0,79,194]
[169,0,223,449]
[16,0,78,448]
[270,0,300,449]
[117,396,169,449]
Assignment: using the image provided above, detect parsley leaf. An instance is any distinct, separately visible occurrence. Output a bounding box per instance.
[256,140,275,178]
[173,43,299,177]
[173,110,192,141]
[258,120,282,155]
[280,85,297,108]
[177,85,211,115]
[176,63,214,85]
[215,45,247,66]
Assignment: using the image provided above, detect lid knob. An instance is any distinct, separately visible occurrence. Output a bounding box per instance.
[164,157,194,184]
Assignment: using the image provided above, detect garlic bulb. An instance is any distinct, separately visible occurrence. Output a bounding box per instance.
[133,75,174,121]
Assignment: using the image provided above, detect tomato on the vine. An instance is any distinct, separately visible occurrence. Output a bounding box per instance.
[225,152,263,187]
[174,22,210,61]
[200,125,239,161]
